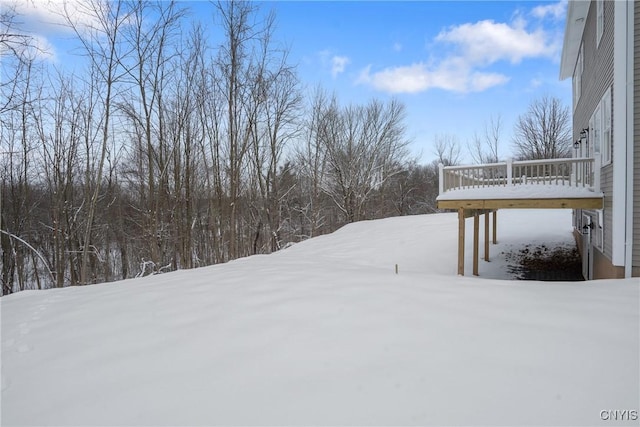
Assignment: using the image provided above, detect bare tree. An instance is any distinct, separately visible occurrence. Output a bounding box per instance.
[377,161,440,216]
[215,0,289,258]
[0,33,45,294]
[0,5,44,292]
[63,0,132,284]
[512,95,571,160]
[37,71,84,288]
[1,1,434,293]
[469,115,502,164]
[192,22,227,264]
[248,51,301,253]
[120,0,185,272]
[293,86,334,238]
[321,98,410,223]
[0,3,39,116]
[215,0,254,258]
[433,133,462,166]
[169,28,199,270]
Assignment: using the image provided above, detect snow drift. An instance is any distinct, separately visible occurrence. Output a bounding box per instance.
[1,210,638,426]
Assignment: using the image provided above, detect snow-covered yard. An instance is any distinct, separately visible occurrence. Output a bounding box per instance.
[1,210,638,426]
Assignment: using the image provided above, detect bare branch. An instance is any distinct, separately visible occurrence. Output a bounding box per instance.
[512,96,571,160]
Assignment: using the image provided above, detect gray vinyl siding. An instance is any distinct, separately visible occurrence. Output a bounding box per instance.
[633,2,640,269]
[601,165,613,256]
[573,0,615,259]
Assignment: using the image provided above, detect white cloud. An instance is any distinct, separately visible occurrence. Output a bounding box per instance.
[13,0,101,33]
[6,0,108,61]
[435,19,558,65]
[531,0,567,21]
[317,51,350,78]
[331,55,349,78]
[26,34,57,61]
[468,71,510,92]
[359,15,557,95]
[0,33,56,62]
[357,59,509,94]
[357,64,429,94]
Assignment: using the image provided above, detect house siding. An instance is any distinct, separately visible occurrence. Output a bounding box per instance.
[633,1,640,271]
[601,165,613,256]
[574,0,615,261]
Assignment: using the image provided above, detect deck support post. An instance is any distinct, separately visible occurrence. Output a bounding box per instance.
[492,210,497,244]
[473,211,479,276]
[458,208,465,275]
[484,210,490,262]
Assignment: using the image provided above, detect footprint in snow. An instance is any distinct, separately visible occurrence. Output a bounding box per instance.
[3,338,16,347]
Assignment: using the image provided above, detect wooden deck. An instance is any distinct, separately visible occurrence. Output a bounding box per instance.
[436,157,604,276]
[437,197,603,210]
[437,157,603,210]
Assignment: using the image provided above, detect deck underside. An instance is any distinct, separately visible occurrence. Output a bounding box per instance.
[436,196,604,277]
[437,197,603,210]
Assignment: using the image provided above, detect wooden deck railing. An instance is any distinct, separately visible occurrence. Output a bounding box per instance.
[438,157,600,195]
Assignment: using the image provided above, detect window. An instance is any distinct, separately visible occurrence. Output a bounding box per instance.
[596,0,604,46]
[592,104,601,158]
[601,88,611,164]
[573,43,583,110]
[588,115,595,158]
[591,87,612,165]
[595,210,604,251]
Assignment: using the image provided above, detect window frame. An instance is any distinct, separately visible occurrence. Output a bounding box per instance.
[591,87,612,166]
[596,0,604,47]
[601,87,612,165]
[592,103,602,159]
[595,210,604,251]
[573,43,583,110]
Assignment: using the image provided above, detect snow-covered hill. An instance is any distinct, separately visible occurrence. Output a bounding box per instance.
[1,210,638,425]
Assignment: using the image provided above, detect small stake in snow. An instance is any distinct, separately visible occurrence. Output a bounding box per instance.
[395,264,398,274]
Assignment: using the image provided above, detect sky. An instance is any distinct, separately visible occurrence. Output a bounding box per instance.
[8,0,571,164]
[261,0,572,163]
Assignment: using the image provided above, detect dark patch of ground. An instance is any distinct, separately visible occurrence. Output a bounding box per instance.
[506,244,584,282]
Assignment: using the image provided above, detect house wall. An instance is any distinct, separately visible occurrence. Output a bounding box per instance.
[575,1,615,128]
[574,0,615,264]
[633,1,640,273]
[592,246,626,279]
[574,230,636,279]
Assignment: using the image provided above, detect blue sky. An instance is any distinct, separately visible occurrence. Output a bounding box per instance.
[263,0,570,162]
[11,0,570,164]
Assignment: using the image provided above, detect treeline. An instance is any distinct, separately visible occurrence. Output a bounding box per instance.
[1,1,443,294]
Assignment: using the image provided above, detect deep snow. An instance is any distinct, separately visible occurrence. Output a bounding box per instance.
[1,209,638,426]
